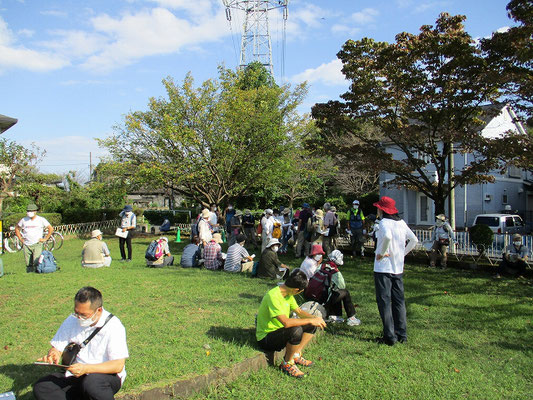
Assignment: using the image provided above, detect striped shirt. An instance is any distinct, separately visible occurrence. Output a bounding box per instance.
[224,243,250,272]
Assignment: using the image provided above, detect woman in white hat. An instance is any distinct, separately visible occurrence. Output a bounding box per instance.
[257,238,289,279]
[82,230,112,268]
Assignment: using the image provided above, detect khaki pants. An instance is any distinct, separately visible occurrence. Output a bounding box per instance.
[430,241,448,267]
[295,231,310,257]
[23,242,44,273]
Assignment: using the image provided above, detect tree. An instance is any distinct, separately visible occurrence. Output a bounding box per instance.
[100,65,308,208]
[0,139,43,212]
[312,13,519,215]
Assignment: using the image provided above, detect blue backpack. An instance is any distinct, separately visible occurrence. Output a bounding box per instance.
[36,250,58,273]
[145,240,159,261]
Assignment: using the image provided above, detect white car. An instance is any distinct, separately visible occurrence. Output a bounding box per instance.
[473,214,526,236]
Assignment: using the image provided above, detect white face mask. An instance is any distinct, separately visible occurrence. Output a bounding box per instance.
[271,246,279,252]
[27,212,36,218]
[75,310,98,327]
[513,241,521,246]
[313,255,322,262]
[228,206,233,210]
[126,211,132,216]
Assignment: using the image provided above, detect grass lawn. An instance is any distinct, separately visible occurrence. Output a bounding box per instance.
[1,235,532,399]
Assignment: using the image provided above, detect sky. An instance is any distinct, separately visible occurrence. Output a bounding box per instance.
[0,0,516,180]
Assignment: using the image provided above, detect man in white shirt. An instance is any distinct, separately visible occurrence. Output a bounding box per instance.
[15,203,53,273]
[261,209,275,253]
[373,196,418,346]
[118,205,136,262]
[34,286,129,400]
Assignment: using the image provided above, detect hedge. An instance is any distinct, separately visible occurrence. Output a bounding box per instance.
[1,213,62,229]
[143,210,193,225]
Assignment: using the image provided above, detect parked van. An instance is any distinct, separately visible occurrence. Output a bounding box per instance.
[472,214,526,235]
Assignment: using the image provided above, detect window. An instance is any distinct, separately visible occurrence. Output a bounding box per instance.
[475,216,499,227]
[417,193,432,224]
[505,217,514,227]
[502,194,508,204]
[513,216,524,227]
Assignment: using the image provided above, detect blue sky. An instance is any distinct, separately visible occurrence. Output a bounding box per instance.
[0,0,515,179]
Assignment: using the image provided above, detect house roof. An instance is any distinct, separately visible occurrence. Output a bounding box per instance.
[0,114,18,134]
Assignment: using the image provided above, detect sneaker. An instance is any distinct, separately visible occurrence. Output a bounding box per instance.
[493,273,502,279]
[293,355,314,367]
[327,315,344,323]
[119,259,126,262]
[346,316,361,326]
[279,362,305,378]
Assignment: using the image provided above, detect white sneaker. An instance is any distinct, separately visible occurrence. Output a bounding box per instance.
[327,315,344,323]
[346,316,361,326]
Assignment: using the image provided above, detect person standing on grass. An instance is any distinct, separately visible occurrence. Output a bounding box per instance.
[256,269,326,378]
[118,205,136,262]
[15,203,53,273]
[198,208,213,247]
[347,199,366,257]
[373,196,418,346]
[33,286,129,400]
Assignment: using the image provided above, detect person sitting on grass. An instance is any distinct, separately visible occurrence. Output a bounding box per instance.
[204,233,224,271]
[257,238,289,279]
[224,234,254,273]
[494,233,529,279]
[180,236,202,268]
[256,269,327,378]
[81,229,112,268]
[146,237,174,268]
[299,244,325,280]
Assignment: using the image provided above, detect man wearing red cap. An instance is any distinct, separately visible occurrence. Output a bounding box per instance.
[373,196,418,345]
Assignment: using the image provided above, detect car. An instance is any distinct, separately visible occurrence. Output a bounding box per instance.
[472,214,526,235]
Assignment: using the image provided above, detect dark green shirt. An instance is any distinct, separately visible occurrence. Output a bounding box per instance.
[257,248,281,279]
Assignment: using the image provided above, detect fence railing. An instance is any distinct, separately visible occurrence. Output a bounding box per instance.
[53,220,121,237]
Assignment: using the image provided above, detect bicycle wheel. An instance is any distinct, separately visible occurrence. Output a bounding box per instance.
[4,236,22,253]
[52,232,64,250]
[43,236,55,251]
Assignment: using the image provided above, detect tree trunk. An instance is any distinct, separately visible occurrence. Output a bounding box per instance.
[434,196,446,216]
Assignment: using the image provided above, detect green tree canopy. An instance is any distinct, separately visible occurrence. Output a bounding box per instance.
[100,65,308,208]
[312,13,525,214]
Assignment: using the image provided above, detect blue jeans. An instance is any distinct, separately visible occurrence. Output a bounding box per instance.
[374,272,407,344]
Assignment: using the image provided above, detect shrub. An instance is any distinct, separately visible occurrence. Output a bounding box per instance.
[143,210,194,225]
[1,213,62,228]
[61,208,123,224]
[469,224,494,254]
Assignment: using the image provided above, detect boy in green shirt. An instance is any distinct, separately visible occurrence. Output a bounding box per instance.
[256,269,326,378]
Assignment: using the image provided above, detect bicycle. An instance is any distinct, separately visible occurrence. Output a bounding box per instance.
[3,226,22,253]
[44,231,64,251]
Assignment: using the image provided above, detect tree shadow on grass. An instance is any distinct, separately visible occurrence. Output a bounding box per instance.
[238,293,262,302]
[206,326,258,349]
[0,363,44,400]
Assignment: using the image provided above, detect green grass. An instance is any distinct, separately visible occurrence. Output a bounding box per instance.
[1,236,532,399]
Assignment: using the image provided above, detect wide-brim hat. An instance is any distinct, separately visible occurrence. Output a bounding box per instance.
[212,233,223,243]
[330,206,337,212]
[123,205,133,212]
[266,238,280,248]
[373,196,398,215]
[265,208,273,215]
[328,250,344,266]
[201,208,210,218]
[26,203,38,211]
[160,236,169,242]
[310,244,325,256]
[282,208,290,215]
[315,209,324,218]
[91,229,103,238]
[435,214,446,221]
[234,210,243,217]
[244,209,251,215]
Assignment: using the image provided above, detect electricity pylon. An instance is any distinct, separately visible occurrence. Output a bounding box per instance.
[223,1,288,76]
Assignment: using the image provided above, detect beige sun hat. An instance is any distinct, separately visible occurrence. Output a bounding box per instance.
[266,238,281,248]
[212,233,223,243]
[91,229,103,238]
[436,214,446,221]
[201,208,210,218]
[315,209,324,218]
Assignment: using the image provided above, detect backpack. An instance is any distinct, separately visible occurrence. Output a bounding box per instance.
[145,239,164,261]
[191,219,200,238]
[272,221,282,239]
[36,250,58,273]
[304,262,338,303]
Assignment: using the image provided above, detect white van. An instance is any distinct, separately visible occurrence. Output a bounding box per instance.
[472,214,526,235]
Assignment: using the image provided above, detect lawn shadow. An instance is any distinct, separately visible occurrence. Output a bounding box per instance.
[0,363,43,400]
[238,293,262,302]
[206,326,257,349]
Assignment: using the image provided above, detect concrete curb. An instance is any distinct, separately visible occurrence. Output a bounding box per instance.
[119,351,281,400]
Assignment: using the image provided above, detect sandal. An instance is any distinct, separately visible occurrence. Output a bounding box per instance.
[279,362,305,378]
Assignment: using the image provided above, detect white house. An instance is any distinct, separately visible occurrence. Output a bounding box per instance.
[379,104,532,230]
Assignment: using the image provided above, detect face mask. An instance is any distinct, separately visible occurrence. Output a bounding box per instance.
[271,246,279,252]
[313,255,322,262]
[74,309,98,327]
[435,220,444,227]
[228,206,233,210]
[513,241,521,246]
[27,212,36,218]
[126,211,132,216]
[353,206,358,210]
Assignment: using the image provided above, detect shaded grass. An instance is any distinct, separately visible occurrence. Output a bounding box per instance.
[1,236,532,399]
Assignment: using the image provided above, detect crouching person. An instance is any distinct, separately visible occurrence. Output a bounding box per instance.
[256,269,326,378]
[82,230,112,268]
[146,237,174,268]
[33,287,129,400]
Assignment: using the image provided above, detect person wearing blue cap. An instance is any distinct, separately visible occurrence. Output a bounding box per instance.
[118,205,136,262]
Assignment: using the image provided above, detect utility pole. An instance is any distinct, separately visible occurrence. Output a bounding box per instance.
[448,144,456,232]
[223,0,288,76]
[89,152,93,182]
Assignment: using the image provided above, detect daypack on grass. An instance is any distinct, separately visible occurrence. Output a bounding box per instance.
[36,250,58,273]
[304,262,338,303]
[145,239,164,261]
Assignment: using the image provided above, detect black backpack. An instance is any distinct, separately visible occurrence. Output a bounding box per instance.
[304,262,338,303]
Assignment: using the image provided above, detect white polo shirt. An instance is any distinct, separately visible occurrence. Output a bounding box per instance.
[51,308,129,383]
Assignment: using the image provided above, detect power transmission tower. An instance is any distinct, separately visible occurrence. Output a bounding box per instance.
[223,1,288,76]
